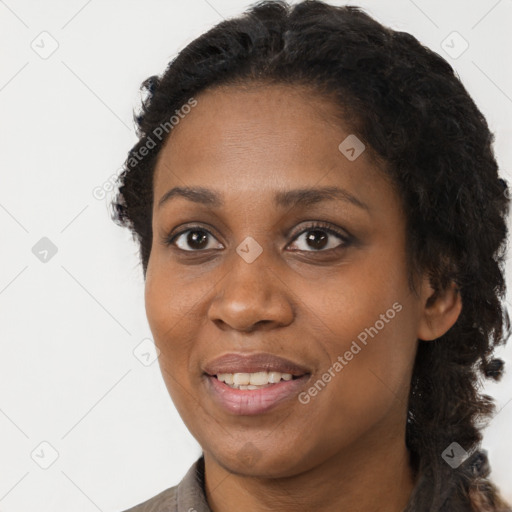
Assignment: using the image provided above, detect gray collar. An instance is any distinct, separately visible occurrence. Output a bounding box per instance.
[176,455,212,512]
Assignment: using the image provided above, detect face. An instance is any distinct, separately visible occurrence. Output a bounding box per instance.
[145,84,427,478]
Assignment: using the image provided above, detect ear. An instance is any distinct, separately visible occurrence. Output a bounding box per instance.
[417,276,462,341]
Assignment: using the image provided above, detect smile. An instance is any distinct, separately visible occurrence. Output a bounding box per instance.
[216,371,299,389]
[205,373,311,415]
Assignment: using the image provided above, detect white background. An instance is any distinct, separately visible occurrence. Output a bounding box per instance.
[0,0,511,510]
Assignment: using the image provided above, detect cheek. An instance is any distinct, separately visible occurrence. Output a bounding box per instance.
[144,265,191,372]
[144,257,201,334]
[144,259,211,383]
[144,270,200,418]
[309,300,417,439]
[297,257,417,428]
[144,270,171,337]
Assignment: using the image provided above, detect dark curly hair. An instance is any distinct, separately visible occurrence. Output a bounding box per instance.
[111,1,512,510]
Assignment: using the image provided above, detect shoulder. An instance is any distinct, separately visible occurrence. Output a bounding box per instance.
[120,484,177,512]
[120,455,208,512]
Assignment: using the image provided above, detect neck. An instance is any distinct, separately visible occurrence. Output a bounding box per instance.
[203,434,418,512]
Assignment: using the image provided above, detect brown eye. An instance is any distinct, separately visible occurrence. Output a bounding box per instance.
[165,228,223,251]
[163,221,351,253]
[288,222,351,252]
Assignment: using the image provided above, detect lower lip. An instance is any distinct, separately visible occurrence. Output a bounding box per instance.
[205,374,310,415]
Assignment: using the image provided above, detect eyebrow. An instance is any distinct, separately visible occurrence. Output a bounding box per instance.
[157,185,370,212]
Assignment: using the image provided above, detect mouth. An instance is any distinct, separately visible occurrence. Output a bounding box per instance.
[207,371,306,390]
[202,352,312,415]
[203,371,311,415]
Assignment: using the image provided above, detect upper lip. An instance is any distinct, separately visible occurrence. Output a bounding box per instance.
[203,352,310,376]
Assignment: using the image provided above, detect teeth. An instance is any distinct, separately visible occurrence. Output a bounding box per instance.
[216,371,296,389]
[233,373,250,386]
[221,373,234,385]
[248,371,269,385]
[269,371,292,383]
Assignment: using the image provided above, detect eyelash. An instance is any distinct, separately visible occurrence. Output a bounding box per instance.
[162,221,352,253]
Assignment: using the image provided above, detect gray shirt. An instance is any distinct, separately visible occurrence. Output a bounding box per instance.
[122,456,211,512]
[121,450,509,511]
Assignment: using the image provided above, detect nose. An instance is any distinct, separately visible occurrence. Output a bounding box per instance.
[207,246,295,333]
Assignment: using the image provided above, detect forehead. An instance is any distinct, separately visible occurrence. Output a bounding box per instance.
[153,83,391,208]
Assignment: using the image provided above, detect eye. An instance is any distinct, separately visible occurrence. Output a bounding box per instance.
[288,221,350,252]
[162,221,351,253]
[164,226,223,252]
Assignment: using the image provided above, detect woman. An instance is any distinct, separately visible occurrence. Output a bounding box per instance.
[112,1,512,510]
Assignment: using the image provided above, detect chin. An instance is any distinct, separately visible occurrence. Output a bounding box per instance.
[205,440,319,479]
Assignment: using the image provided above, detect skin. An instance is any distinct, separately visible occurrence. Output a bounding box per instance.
[144,84,462,512]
